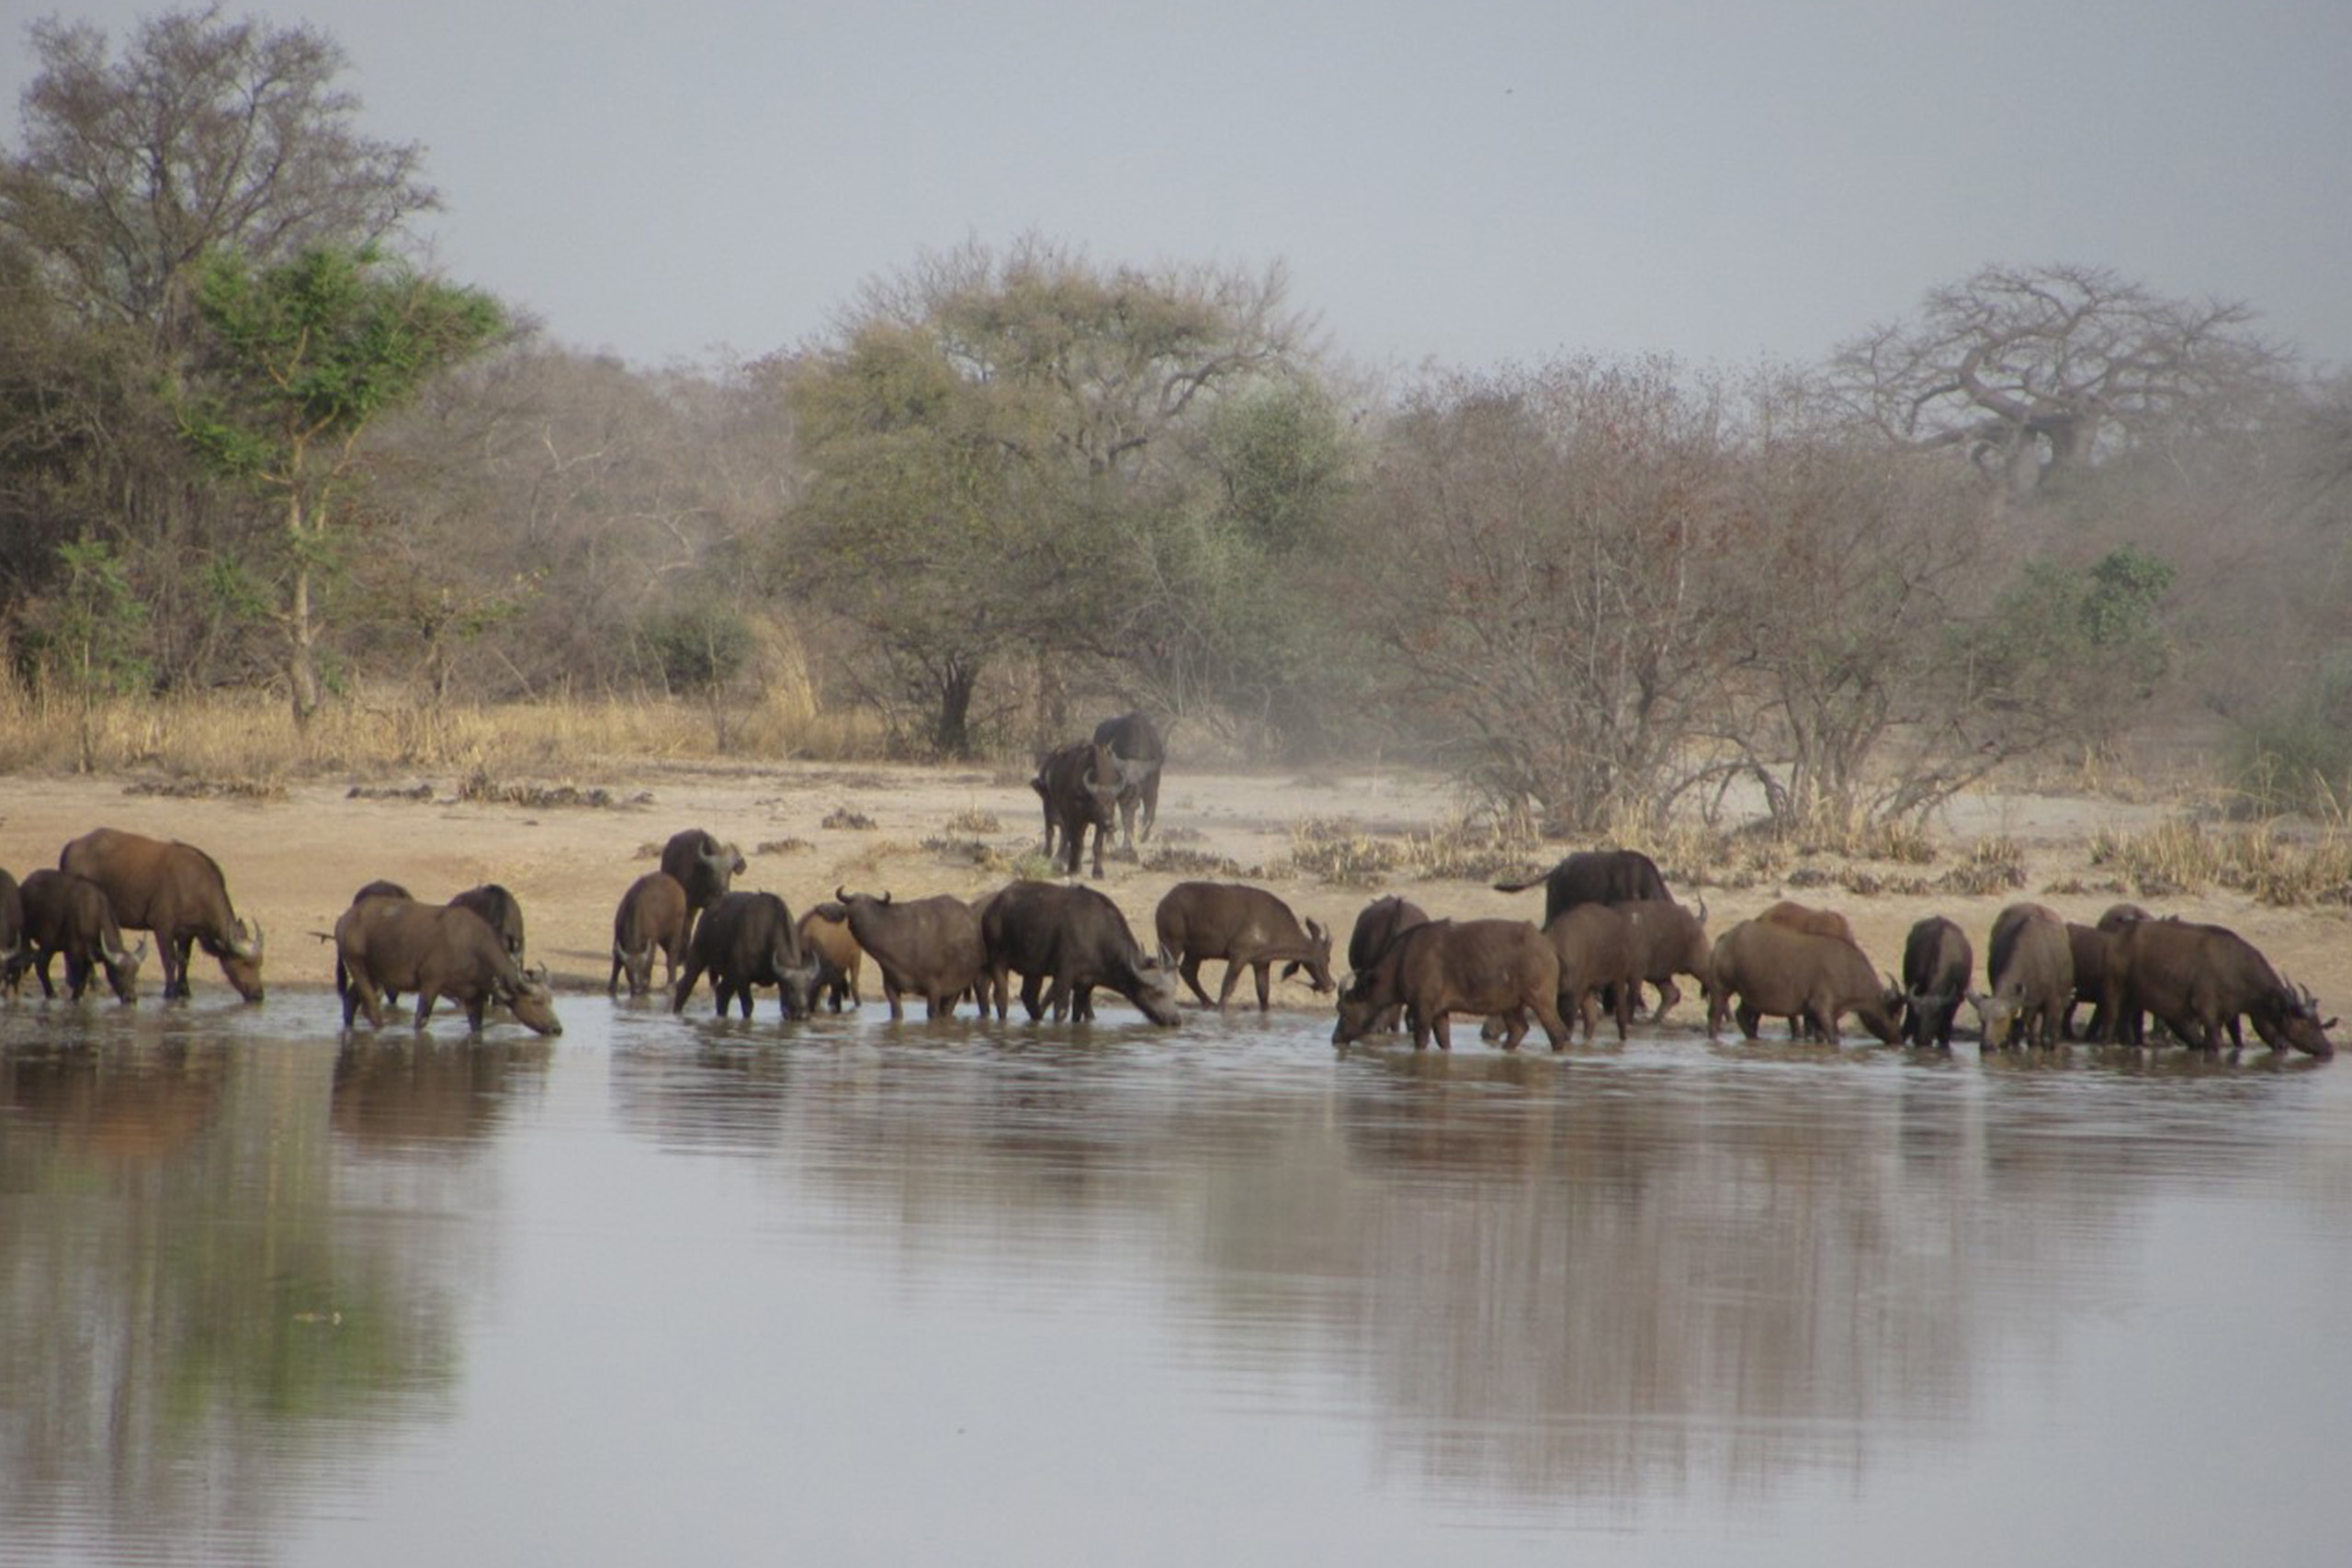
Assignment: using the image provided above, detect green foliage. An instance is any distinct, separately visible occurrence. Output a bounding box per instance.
[2227,651,2352,818]
[36,537,153,697]
[641,604,754,694]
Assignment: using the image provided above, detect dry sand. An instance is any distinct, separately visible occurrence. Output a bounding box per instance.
[3,759,2345,1024]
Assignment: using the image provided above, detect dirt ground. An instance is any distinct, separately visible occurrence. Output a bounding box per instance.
[3,758,2346,1024]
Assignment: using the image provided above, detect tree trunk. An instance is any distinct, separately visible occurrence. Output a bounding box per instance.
[933,658,980,757]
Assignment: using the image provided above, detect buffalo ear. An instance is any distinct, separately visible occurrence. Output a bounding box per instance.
[2326,1016,2341,1030]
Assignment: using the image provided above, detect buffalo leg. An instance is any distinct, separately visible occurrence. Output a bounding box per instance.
[1179,955,1215,1009]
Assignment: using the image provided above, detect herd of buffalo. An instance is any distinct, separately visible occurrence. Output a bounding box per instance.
[0,708,2335,1062]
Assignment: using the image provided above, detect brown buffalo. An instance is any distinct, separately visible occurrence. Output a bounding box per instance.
[671,891,821,1021]
[1970,903,2073,1049]
[797,906,864,1011]
[1706,919,1903,1045]
[1758,899,1860,946]
[1032,741,1124,877]
[980,880,1182,1025]
[0,868,25,998]
[659,829,747,948]
[1345,896,1429,1032]
[1152,881,1334,1011]
[2064,902,2152,1043]
[1615,897,1710,1023]
[832,886,988,1021]
[1900,916,1973,1049]
[1092,710,1166,851]
[18,869,147,1003]
[610,872,690,998]
[449,884,526,962]
[1542,903,1637,1043]
[59,828,262,1000]
[1332,918,1569,1053]
[2102,918,2335,1058]
[1493,849,1672,926]
[334,897,560,1035]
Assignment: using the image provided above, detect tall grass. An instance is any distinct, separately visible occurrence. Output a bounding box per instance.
[0,676,885,780]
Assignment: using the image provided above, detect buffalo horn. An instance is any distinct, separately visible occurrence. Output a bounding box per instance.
[229,919,264,961]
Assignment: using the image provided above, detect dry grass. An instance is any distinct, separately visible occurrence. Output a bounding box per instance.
[2090,818,2352,906]
[0,679,885,781]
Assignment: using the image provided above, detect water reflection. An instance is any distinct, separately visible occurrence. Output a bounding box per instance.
[4,997,2349,1564]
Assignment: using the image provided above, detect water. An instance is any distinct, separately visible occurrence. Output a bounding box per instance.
[6,990,2352,1566]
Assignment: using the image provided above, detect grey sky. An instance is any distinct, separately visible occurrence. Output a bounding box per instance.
[8,0,2350,374]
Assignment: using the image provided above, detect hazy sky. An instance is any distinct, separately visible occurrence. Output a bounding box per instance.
[6,0,2350,375]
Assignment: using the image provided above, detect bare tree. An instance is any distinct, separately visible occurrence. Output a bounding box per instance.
[1824,262,2295,498]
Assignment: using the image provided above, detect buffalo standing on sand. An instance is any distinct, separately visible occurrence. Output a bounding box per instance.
[1152,881,1334,1011]
[670,891,821,1021]
[1493,849,1672,926]
[1091,710,1166,852]
[59,828,262,1000]
[17,869,147,1003]
[1032,741,1124,878]
[334,896,560,1035]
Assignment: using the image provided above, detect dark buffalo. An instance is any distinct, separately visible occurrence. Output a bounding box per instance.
[1031,741,1123,878]
[1493,849,1671,926]
[449,884,526,961]
[2064,902,2152,1043]
[1971,903,2074,1049]
[1706,919,1903,1045]
[1152,881,1333,1011]
[334,880,414,999]
[2103,918,2335,1058]
[1345,895,1429,1033]
[1541,903,1637,1042]
[659,829,747,948]
[797,906,864,1011]
[671,891,821,1021]
[981,880,1182,1025]
[334,897,561,1035]
[1615,897,1710,1023]
[17,869,147,1003]
[833,886,988,1021]
[1091,710,1166,851]
[1332,918,1569,1053]
[1900,916,1973,1048]
[610,872,690,998]
[59,828,263,1000]
[0,868,25,998]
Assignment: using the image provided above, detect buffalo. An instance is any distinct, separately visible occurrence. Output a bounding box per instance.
[17,869,147,1003]
[334,896,560,1035]
[1032,741,1124,878]
[2102,918,2335,1058]
[659,829,747,948]
[1900,916,1973,1048]
[1091,710,1166,851]
[1332,918,1569,1053]
[1152,881,1334,1010]
[610,871,690,998]
[59,828,262,1000]
[0,868,25,997]
[1758,899,1860,946]
[981,880,1182,1025]
[1970,903,2073,1049]
[2064,903,2152,1043]
[1706,919,1903,1045]
[1493,849,1671,926]
[1344,895,1429,1032]
[1542,903,1637,1043]
[670,891,821,1021]
[797,906,864,1011]
[1615,897,1710,1023]
[831,886,988,1021]
[449,884,526,962]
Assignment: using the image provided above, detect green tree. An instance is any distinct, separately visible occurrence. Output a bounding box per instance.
[177,243,503,721]
[781,238,1310,755]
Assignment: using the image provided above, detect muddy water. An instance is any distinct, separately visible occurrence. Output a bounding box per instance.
[5,991,2351,1566]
